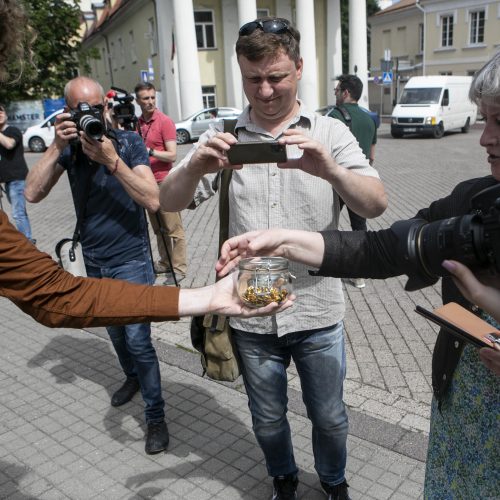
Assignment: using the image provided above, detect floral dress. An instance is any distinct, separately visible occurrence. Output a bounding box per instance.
[425,314,500,499]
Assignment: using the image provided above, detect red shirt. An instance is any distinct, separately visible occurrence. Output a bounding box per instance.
[138,109,176,182]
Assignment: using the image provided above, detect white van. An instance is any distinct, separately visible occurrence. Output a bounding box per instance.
[391,76,477,139]
[23,108,63,152]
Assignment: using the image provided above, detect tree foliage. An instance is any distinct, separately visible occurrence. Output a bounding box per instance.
[0,0,96,102]
[340,0,380,74]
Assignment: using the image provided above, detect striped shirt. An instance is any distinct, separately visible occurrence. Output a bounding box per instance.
[175,103,380,336]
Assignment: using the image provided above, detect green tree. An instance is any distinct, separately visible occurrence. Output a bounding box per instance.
[0,0,96,102]
[340,0,380,74]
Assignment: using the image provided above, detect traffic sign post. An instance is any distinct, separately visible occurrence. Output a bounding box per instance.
[382,71,393,84]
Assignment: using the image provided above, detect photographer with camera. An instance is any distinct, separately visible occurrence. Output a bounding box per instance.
[135,82,187,285]
[216,52,500,498]
[25,76,171,455]
[160,17,387,500]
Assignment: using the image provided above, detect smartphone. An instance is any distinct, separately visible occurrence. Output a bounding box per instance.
[415,303,500,349]
[227,141,287,165]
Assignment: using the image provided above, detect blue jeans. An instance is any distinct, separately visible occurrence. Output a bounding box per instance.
[233,322,348,486]
[5,180,33,241]
[86,254,165,424]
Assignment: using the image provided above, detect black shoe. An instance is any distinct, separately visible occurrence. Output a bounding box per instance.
[272,475,298,500]
[145,420,169,454]
[111,377,140,407]
[321,480,351,500]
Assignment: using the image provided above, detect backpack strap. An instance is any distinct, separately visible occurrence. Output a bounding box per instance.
[217,119,238,255]
[333,105,352,130]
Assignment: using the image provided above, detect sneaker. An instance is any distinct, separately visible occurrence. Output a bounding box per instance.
[321,480,351,500]
[272,475,298,500]
[154,261,172,274]
[349,278,365,289]
[163,272,185,286]
[145,420,169,454]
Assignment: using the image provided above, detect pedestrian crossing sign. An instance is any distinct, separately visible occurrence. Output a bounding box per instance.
[382,71,393,84]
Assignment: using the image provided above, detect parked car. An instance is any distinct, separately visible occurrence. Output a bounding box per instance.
[175,107,242,144]
[23,108,63,152]
[316,105,381,129]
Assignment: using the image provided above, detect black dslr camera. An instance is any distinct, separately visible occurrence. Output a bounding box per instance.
[108,86,137,131]
[69,102,105,140]
[392,184,500,291]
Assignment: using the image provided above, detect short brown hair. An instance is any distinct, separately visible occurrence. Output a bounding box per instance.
[236,17,301,66]
[134,82,156,95]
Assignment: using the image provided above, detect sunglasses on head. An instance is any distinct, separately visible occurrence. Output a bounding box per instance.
[239,19,293,37]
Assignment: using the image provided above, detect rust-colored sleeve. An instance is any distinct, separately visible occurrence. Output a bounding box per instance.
[0,211,180,328]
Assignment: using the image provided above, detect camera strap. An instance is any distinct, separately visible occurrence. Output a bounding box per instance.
[333,105,352,130]
[69,147,98,247]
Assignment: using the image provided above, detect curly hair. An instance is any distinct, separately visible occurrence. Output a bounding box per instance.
[0,0,34,82]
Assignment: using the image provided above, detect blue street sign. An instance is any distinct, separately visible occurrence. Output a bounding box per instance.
[140,70,148,83]
[382,71,393,84]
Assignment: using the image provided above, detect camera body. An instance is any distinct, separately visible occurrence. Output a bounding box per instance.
[108,87,137,131]
[393,183,500,291]
[227,141,287,165]
[69,102,105,140]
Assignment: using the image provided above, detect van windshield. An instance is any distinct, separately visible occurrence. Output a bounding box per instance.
[399,87,442,105]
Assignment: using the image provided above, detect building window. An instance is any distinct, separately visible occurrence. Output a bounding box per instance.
[195,10,215,49]
[148,17,158,56]
[202,86,216,108]
[118,37,125,69]
[110,41,118,71]
[439,71,452,76]
[129,30,137,64]
[441,15,453,47]
[101,47,108,75]
[418,23,424,53]
[257,9,270,18]
[469,10,485,44]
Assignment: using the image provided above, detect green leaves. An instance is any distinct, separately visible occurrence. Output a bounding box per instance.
[0,0,97,101]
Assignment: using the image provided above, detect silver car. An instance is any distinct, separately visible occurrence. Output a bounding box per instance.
[175,107,241,144]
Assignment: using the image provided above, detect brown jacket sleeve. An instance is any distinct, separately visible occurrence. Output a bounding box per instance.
[0,210,180,328]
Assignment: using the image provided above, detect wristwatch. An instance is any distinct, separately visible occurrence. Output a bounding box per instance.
[148,148,154,157]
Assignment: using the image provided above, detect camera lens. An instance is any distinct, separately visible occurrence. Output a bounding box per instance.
[79,115,104,140]
[415,214,483,278]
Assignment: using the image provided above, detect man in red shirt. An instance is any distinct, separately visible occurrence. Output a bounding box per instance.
[135,82,187,284]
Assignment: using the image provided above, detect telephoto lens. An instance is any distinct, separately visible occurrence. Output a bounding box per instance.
[79,114,104,140]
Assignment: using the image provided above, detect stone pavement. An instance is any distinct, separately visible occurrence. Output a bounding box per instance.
[0,123,487,498]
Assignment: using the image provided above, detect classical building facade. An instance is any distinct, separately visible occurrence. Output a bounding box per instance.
[369,0,499,114]
[80,0,370,121]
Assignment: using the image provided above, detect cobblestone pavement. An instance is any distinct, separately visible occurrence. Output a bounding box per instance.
[0,123,487,498]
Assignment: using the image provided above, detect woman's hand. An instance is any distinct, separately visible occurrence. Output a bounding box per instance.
[442,259,500,375]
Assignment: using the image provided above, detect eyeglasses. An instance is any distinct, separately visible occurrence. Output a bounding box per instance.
[239,19,293,37]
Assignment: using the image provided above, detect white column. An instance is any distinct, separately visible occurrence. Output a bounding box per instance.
[296,0,318,110]
[172,0,203,118]
[349,0,369,107]
[237,0,256,26]
[327,0,342,105]
[234,0,257,109]
[154,0,181,120]
[221,0,241,108]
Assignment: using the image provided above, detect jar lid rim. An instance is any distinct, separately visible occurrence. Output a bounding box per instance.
[239,256,289,269]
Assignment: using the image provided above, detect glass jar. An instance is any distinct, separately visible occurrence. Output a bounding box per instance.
[237,257,293,308]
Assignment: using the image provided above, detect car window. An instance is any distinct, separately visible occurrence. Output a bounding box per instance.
[195,111,215,121]
[218,108,238,118]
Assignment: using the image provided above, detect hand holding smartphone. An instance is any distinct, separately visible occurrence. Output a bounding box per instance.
[227,141,287,165]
